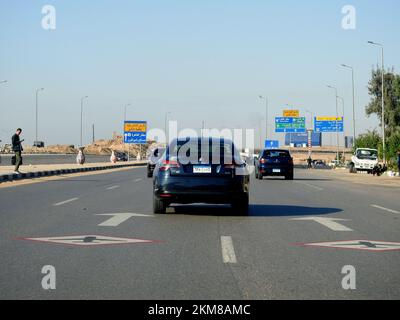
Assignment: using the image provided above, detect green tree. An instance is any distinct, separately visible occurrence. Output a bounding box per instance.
[365,68,400,138]
[354,130,382,152]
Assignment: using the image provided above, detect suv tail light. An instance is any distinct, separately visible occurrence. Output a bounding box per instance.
[260,158,266,164]
[159,160,180,172]
[288,158,294,165]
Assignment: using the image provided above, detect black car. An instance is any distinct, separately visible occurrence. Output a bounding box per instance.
[152,137,250,214]
[147,147,165,177]
[254,149,294,180]
[115,152,128,162]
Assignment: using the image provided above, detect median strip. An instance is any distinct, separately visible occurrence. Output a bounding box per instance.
[0,162,146,183]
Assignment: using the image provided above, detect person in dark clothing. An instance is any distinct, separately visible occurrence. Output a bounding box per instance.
[12,128,24,173]
[307,156,313,169]
[397,150,400,174]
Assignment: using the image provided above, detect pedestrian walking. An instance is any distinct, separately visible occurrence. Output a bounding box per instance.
[11,128,24,173]
[307,156,313,169]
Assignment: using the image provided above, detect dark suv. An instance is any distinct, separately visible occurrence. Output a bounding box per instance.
[147,147,165,177]
[255,149,294,180]
[152,137,250,214]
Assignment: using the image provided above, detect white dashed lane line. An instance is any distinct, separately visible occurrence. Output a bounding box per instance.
[221,236,237,264]
[134,178,143,182]
[53,197,79,206]
[370,204,400,214]
[106,185,120,190]
[294,181,324,191]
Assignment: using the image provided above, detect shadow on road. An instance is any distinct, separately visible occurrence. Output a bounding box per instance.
[249,204,341,216]
[171,204,342,217]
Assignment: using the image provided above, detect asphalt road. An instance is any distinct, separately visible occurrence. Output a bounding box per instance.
[0,154,111,166]
[0,166,399,300]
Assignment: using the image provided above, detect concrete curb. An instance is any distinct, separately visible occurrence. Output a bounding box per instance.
[0,162,146,183]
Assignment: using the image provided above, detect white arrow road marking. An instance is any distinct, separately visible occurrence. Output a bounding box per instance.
[221,236,237,264]
[96,213,153,227]
[370,204,399,214]
[106,185,120,190]
[53,197,79,206]
[134,178,142,182]
[291,217,353,231]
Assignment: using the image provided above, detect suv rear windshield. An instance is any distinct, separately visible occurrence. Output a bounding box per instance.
[167,140,240,165]
[263,150,290,158]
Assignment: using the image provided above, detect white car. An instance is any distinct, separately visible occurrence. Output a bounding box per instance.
[349,148,379,173]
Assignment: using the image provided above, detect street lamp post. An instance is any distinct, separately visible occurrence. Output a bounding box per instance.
[165,112,171,145]
[337,96,346,160]
[80,96,88,147]
[124,104,132,162]
[327,85,340,163]
[35,88,44,146]
[368,41,386,163]
[305,109,313,130]
[340,64,356,143]
[258,95,268,142]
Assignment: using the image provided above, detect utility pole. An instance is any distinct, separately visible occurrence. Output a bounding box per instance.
[80,96,88,147]
[35,88,44,146]
[327,85,340,163]
[368,41,386,163]
[340,64,356,143]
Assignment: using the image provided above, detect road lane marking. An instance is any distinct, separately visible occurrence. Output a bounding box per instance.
[53,197,79,206]
[106,185,120,190]
[134,178,142,182]
[370,205,399,214]
[296,240,400,252]
[20,235,160,247]
[96,213,154,227]
[294,181,323,191]
[291,217,353,231]
[221,236,237,264]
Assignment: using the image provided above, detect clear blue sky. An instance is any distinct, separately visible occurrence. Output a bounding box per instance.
[1,0,399,147]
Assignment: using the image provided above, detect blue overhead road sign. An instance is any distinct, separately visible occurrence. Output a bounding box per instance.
[314,117,344,133]
[275,117,306,133]
[265,140,280,149]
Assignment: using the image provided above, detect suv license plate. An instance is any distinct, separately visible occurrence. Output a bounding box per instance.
[193,166,212,174]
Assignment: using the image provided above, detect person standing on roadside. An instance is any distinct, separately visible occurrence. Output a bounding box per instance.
[397,149,400,175]
[11,128,24,173]
[307,156,313,169]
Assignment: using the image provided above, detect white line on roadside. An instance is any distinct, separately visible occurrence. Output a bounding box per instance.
[53,197,79,206]
[294,181,323,191]
[134,178,143,182]
[370,205,400,214]
[221,236,237,264]
[106,185,120,190]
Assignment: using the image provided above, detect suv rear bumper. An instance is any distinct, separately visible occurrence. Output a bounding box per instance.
[154,175,249,204]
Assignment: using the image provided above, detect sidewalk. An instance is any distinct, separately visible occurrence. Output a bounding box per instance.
[0,161,146,183]
[315,167,400,188]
